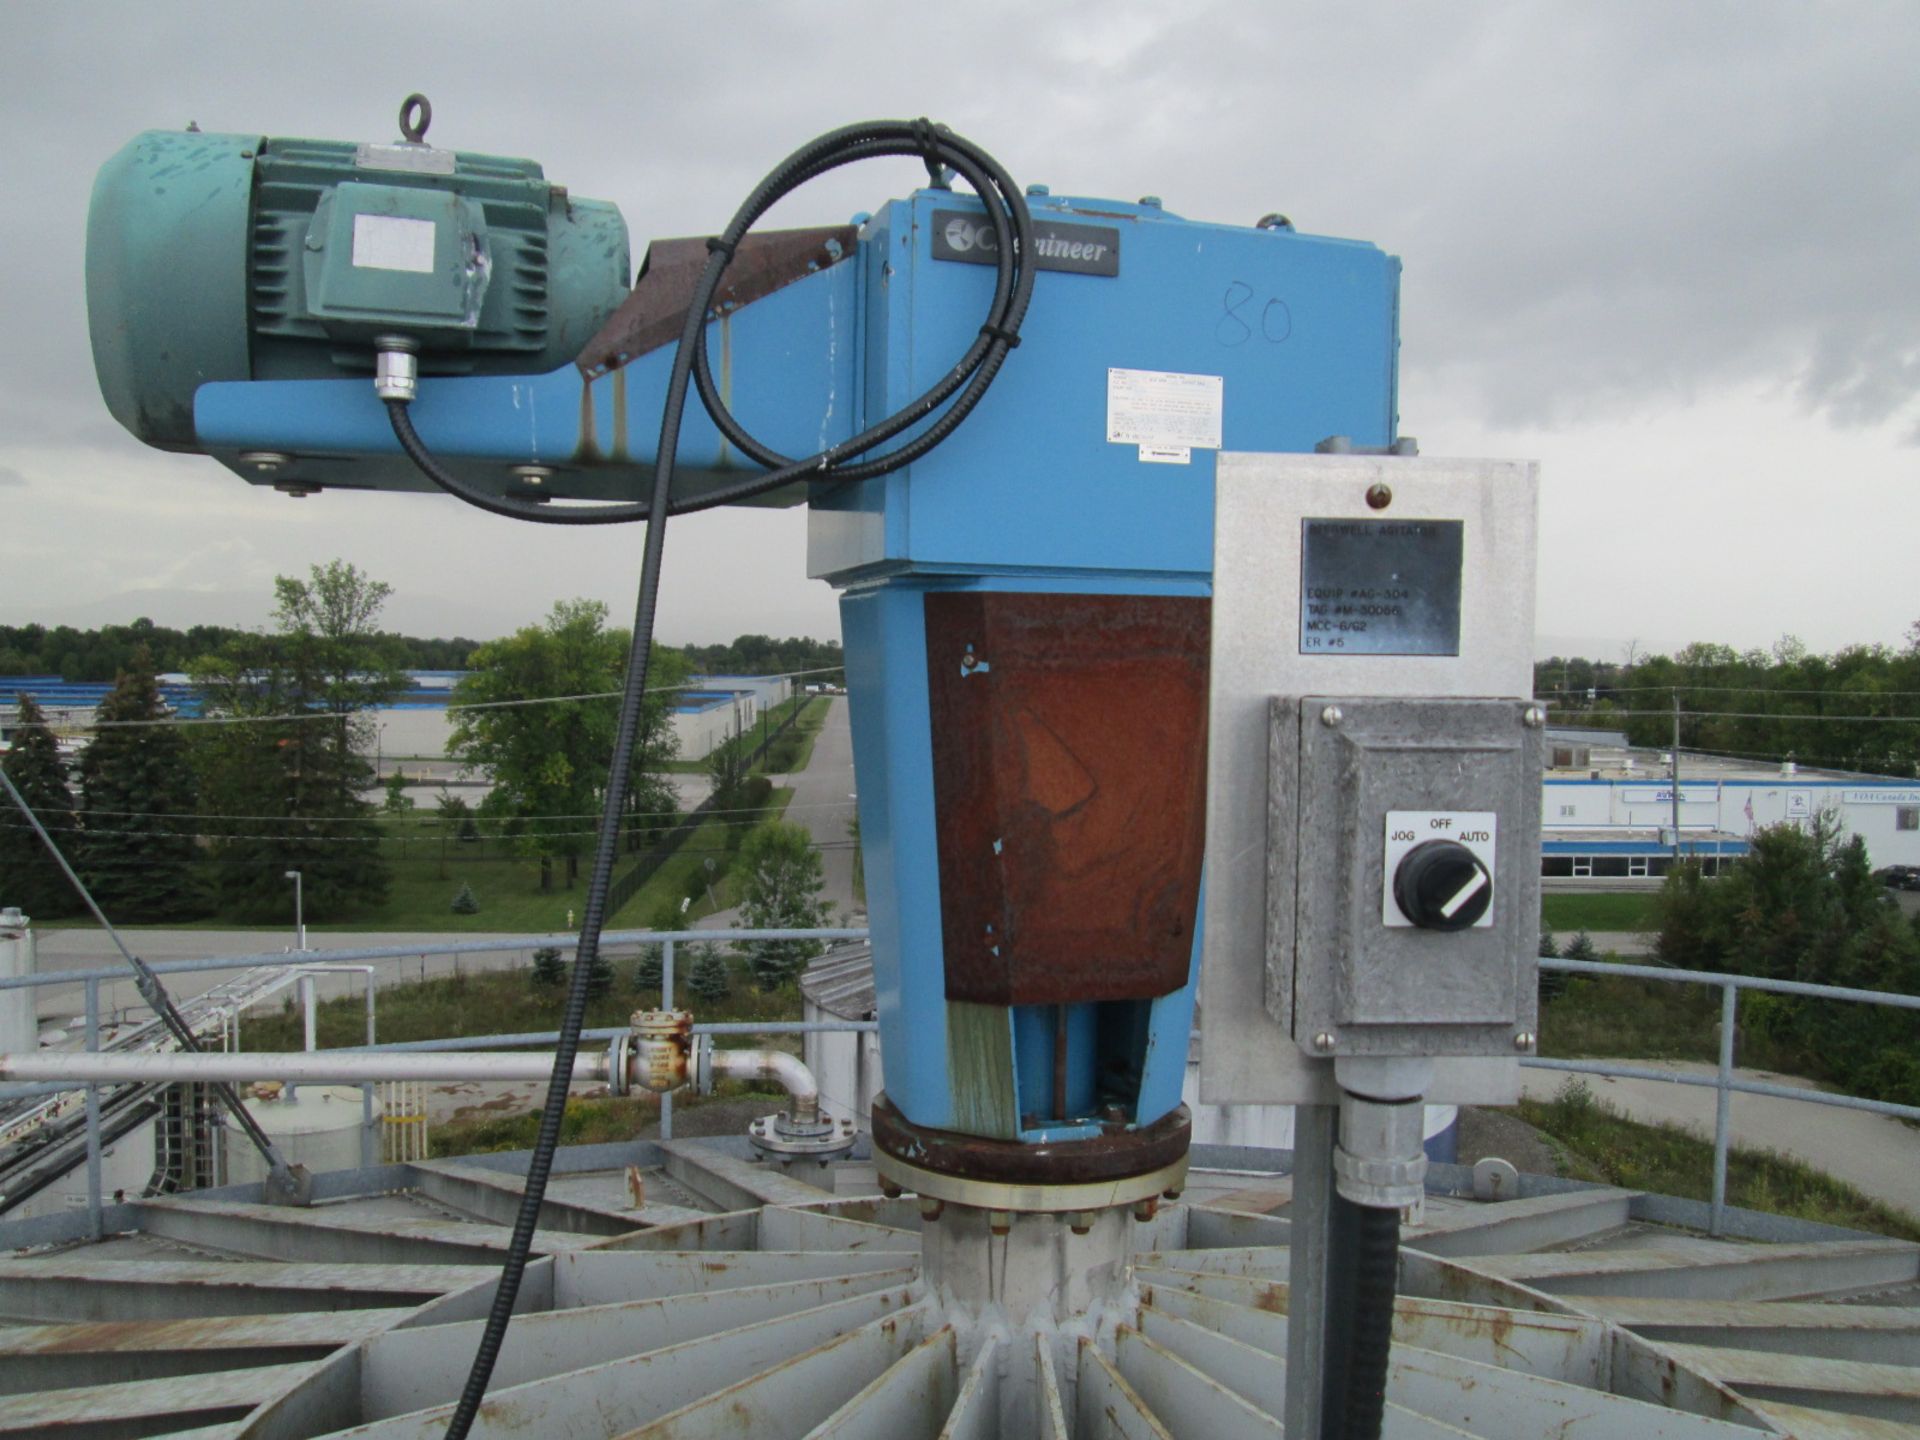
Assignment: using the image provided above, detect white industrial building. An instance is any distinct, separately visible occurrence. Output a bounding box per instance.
[667,674,794,762]
[1540,730,1920,882]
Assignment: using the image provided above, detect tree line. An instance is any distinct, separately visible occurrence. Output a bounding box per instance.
[0,618,481,682]
[680,633,842,684]
[1540,625,1920,776]
[2,564,838,932]
[0,622,842,690]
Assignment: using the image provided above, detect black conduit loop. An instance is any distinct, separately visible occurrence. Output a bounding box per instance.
[1322,1194,1401,1440]
[386,119,1033,1440]
[388,121,1033,526]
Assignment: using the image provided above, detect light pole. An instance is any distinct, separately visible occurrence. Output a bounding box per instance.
[285,870,305,951]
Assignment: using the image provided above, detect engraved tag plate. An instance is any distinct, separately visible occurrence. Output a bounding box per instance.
[1299,518,1463,655]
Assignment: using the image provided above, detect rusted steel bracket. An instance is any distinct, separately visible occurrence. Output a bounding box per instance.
[576,225,858,379]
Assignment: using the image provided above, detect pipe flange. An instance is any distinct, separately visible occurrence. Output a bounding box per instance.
[748,1108,857,1162]
[606,1032,632,1097]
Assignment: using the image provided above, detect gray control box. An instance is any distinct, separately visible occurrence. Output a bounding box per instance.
[1200,452,1539,1106]
[1271,696,1542,1058]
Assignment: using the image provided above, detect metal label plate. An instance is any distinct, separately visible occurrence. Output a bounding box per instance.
[931,209,1121,276]
[1300,519,1463,655]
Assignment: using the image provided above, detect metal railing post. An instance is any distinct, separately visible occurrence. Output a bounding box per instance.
[363,970,377,1168]
[660,938,676,1141]
[84,978,103,1239]
[1710,981,1737,1236]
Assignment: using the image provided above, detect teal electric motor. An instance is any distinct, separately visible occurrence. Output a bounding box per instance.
[87,97,629,452]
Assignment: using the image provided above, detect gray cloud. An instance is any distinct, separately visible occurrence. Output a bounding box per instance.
[1,2,1915,654]
[0,466,26,488]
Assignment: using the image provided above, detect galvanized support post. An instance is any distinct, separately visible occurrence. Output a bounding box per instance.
[362,970,377,1168]
[1285,1103,1337,1440]
[84,978,103,1239]
[1710,981,1737,1236]
[660,938,676,1141]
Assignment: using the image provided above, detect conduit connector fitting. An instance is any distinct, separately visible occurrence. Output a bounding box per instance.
[611,1009,693,1097]
[373,337,420,403]
[1333,1094,1428,1210]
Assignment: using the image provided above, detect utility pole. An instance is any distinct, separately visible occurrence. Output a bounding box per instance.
[1669,692,1683,865]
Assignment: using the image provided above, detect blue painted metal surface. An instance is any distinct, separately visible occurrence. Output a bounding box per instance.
[829,194,1399,1141]
[170,182,1400,1149]
[193,258,859,506]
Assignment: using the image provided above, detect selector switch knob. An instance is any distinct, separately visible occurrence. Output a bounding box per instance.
[1392,840,1492,931]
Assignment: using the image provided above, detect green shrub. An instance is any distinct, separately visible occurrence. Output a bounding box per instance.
[633,900,680,990]
[531,945,565,988]
[450,882,480,915]
[688,943,732,1002]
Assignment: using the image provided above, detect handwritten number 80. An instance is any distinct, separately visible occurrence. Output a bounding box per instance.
[1218,281,1292,346]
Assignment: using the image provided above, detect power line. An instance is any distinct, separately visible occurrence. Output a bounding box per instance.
[56,795,857,826]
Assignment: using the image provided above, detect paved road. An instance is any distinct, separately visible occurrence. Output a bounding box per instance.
[778,698,859,922]
[1518,1058,1920,1222]
[690,696,860,933]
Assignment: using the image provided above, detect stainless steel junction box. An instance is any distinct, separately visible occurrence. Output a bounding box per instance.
[1201,452,1542,1104]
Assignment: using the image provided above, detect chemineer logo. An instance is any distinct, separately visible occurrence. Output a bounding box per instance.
[931,208,1121,277]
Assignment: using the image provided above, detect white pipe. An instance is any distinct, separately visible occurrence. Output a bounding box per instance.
[0,1050,609,1086]
[708,1047,819,1123]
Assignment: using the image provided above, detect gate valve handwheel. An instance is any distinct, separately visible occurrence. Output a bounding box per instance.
[1392,839,1492,931]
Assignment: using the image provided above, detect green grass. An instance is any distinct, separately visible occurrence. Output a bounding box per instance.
[1541,891,1661,933]
[1538,973,1813,1074]
[423,1087,776,1158]
[664,695,829,779]
[760,695,831,776]
[1516,1077,1920,1241]
[606,788,792,926]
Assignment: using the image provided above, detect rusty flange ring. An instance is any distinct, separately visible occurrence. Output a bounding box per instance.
[870,1096,1190,1211]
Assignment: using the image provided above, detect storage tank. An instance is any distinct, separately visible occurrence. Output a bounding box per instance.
[226,1084,381,1184]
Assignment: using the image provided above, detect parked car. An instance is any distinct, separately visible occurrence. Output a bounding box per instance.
[1872,864,1920,891]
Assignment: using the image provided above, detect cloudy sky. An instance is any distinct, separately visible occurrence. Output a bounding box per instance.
[1,3,1914,660]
